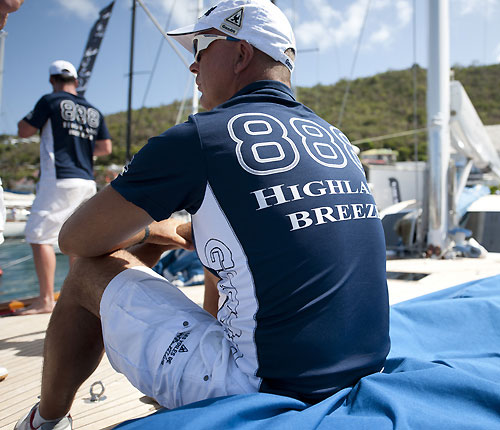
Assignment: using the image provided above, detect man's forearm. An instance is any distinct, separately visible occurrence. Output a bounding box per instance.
[17,119,38,138]
[58,186,154,258]
[0,0,24,14]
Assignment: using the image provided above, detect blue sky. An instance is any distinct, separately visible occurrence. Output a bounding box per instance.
[1,0,500,135]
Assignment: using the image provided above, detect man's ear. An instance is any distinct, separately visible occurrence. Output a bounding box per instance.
[234,41,254,74]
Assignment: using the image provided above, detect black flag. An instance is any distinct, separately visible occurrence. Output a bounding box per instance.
[77,1,115,96]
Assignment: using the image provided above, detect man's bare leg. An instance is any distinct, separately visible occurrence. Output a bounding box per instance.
[37,245,166,420]
[17,243,57,315]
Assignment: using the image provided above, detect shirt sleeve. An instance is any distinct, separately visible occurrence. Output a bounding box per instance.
[111,117,207,221]
[96,114,111,140]
[23,96,51,129]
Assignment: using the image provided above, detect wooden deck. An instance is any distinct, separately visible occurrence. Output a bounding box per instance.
[1,255,499,429]
[0,285,204,430]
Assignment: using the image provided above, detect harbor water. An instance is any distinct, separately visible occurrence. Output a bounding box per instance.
[0,239,69,303]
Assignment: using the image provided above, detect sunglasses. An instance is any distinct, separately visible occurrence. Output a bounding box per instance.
[192,34,241,61]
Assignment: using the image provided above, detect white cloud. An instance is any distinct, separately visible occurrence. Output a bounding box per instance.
[395,0,412,26]
[295,19,326,48]
[294,0,368,51]
[372,0,391,8]
[369,25,390,44]
[495,42,500,63]
[334,0,369,45]
[147,0,200,29]
[54,0,99,21]
[454,0,497,16]
[294,0,412,52]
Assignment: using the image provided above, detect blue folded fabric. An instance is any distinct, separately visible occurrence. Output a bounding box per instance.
[116,274,500,429]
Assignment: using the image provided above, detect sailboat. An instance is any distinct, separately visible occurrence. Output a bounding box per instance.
[1,1,499,428]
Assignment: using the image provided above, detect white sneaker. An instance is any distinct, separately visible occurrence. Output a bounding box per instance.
[0,366,7,382]
[14,403,73,430]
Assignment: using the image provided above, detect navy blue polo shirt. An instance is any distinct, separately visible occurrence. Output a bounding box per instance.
[24,91,110,181]
[112,80,390,403]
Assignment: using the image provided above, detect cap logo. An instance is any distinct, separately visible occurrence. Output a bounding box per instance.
[203,5,217,18]
[221,7,243,34]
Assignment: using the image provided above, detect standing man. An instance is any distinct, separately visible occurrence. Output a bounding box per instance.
[17,60,112,315]
[16,1,389,428]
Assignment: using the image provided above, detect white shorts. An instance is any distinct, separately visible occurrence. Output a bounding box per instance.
[100,266,259,409]
[25,179,96,245]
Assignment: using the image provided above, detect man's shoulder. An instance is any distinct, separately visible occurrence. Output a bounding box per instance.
[37,91,76,108]
[148,118,200,148]
[32,92,53,105]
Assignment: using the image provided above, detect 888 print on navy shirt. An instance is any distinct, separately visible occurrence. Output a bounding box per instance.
[23,91,110,181]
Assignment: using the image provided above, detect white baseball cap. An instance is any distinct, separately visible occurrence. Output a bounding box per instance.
[167,0,296,71]
[49,60,78,79]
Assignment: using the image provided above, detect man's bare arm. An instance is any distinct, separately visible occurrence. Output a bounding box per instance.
[93,139,112,157]
[59,185,192,258]
[18,119,38,138]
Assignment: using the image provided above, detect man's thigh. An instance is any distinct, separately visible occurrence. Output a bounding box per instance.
[100,266,259,409]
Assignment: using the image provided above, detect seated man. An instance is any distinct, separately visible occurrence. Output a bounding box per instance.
[15,0,390,428]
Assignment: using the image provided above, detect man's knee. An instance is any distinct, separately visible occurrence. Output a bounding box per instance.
[60,250,145,316]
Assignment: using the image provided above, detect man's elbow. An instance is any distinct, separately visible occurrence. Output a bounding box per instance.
[58,223,73,256]
[95,139,112,156]
[103,141,112,155]
[18,129,30,138]
[17,120,35,138]
[58,219,85,257]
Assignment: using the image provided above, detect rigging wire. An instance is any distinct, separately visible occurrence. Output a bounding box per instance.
[140,0,178,109]
[176,74,196,125]
[350,128,426,146]
[412,0,424,251]
[136,0,190,69]
[482,0,489,64]
[337,0,372,128]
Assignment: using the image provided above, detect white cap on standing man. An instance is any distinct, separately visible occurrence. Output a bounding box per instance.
[49,60,78,79]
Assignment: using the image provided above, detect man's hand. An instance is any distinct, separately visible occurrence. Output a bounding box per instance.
[149,219,193,251]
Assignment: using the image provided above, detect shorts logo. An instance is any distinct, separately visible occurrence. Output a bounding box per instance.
[161,331,190,365]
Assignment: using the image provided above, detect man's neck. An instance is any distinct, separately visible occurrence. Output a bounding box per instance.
[52,84,78,95]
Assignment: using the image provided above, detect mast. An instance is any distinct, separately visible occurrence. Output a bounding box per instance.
[426,0,450,253]
[192,0,203,115]
[0,31,6,123]
[126,0,136,161]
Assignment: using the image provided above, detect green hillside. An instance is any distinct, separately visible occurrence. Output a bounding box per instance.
[2,63,500,189]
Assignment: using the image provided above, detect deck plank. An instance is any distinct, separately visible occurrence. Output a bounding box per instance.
[0,285,204,429]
